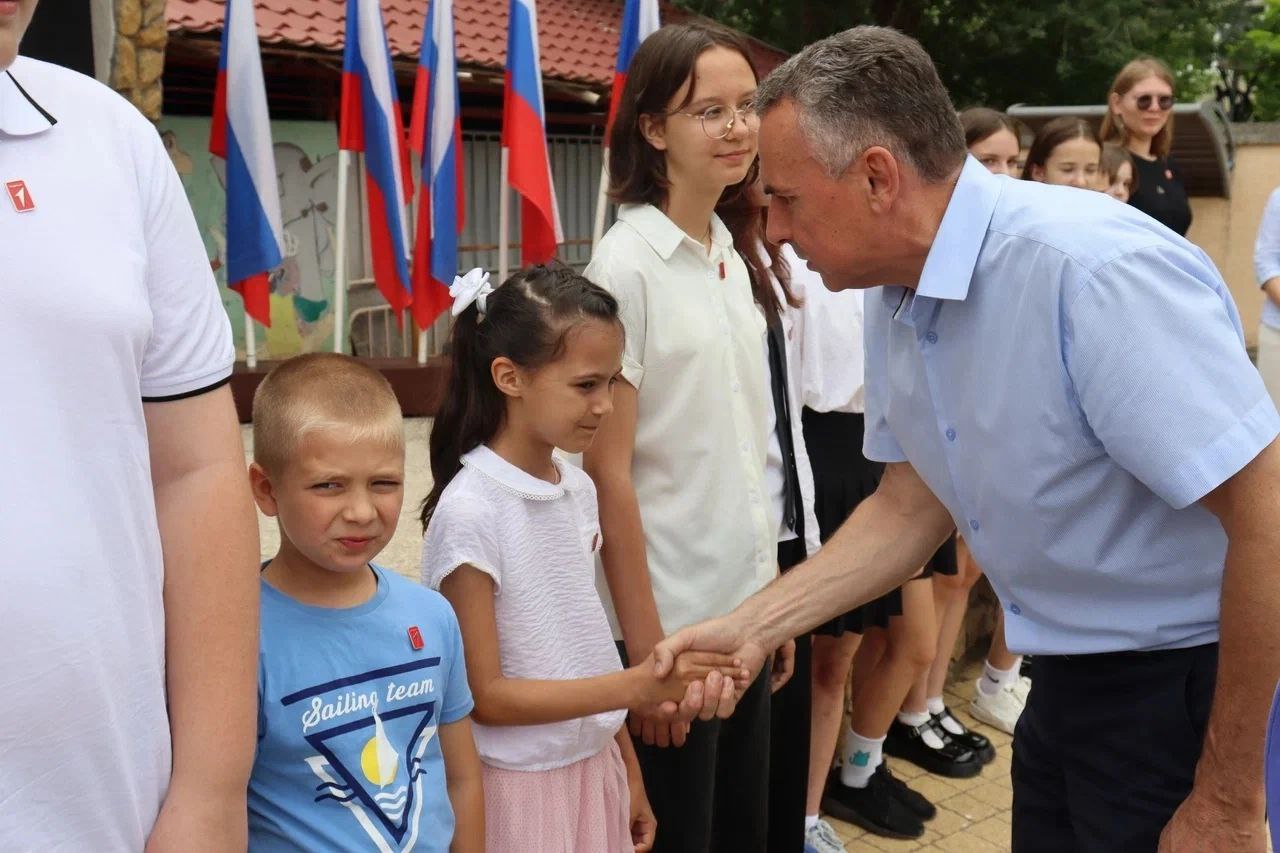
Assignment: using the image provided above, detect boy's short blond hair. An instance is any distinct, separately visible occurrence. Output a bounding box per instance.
[252,353,403,474]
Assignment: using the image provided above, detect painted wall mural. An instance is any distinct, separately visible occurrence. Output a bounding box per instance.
[158,116,359,360]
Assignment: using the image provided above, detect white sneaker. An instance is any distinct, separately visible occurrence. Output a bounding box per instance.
[970,678,1026,735]
[1010,674,1032,703]
[804,818,847,853]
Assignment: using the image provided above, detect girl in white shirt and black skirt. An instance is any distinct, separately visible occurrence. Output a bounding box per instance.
[583,22,788,853]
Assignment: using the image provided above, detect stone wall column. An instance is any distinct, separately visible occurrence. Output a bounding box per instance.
[109,0,167,120]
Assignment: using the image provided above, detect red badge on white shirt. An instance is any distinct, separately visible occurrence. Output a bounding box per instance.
[6,180,34,213]
[407,626,424,651]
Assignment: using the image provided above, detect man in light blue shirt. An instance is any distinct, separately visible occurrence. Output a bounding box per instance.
[656,27,1280,853]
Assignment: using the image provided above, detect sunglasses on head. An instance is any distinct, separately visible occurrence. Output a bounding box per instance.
[1135,94,1175,111]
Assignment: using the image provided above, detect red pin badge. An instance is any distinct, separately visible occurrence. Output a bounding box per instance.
[407,626,424,650]
[6,180,35,213]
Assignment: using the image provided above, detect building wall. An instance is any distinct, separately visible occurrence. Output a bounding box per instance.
[1188,126,1280,348]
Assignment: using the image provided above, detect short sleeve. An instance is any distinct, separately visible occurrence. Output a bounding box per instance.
[133,117,234,400]
[861,287,909,463]
[438,603,474,724]
[420,490,504,591]
[585,249,647,389]
[1065,244,1280,509]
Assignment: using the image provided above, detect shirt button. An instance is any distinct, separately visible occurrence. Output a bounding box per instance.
[945,428,956,442]
[969,519,980,532]
[1010,603,1022,616]
[926,331,938,344]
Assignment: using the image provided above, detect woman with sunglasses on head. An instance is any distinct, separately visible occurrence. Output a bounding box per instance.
[583,22,786,853]
[1101,58,1191,235]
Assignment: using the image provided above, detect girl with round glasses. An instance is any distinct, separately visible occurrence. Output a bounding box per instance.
[1101,57,1192,235]
[583,22,782,853]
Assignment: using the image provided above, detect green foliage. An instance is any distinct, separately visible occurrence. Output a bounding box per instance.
[1220,0,1280,120]
[676,0,1274,119]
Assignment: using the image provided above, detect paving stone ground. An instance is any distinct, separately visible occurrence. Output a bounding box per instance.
[825,660,1014,852]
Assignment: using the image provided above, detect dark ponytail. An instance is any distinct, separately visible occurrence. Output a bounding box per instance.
[717,192,799,326]
[420,263,622,530]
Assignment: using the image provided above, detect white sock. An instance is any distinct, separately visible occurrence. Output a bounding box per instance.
[898,710,946,748]
[805,814,819,831]
[978,658,1021,696]
[928,695,966,735]
[840,729,885,788]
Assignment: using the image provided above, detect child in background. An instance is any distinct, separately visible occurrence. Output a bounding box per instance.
[247,353,484,852]
[1101,142,1137,202]
[1021,116,1102,189]
[421,266,743,853]
[960,107,1021,177]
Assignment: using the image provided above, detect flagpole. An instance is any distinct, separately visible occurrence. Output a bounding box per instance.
[498,145,511,284]
[591,153,610,249]
[413,165,430,365]
[333,149,352,354]
[244,306,258,369]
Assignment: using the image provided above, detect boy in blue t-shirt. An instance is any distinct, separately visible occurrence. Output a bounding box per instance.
[246,353,482,852]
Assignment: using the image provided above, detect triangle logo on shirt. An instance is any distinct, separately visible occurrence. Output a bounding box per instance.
[283,659,443,847]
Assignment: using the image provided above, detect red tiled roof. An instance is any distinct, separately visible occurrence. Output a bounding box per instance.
[167,0,786,88]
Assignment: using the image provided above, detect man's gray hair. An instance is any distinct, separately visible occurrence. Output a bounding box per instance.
[754,26,966,182]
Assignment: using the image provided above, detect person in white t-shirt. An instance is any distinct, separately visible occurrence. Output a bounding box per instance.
[582,22,790,852]
[0,3,259,849]
[421,265,743,853]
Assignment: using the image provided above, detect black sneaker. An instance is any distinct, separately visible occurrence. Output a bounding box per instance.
[820,767,925,840]
[931,707,996,765]
[883,718,982,778]
[875,761,936,820]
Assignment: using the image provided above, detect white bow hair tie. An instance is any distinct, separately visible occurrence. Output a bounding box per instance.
[450,268,494,317]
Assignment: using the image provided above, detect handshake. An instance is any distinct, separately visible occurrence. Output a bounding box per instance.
[627,650,751,708]
[618,615,796,747]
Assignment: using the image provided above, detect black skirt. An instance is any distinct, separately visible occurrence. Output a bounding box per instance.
[801,408,903,636]
[919,534,959,578]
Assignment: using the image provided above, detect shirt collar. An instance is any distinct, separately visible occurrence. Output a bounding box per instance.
[915,156,1002,302]
[461,445,574,501]
[0,58,58,137]
[617,203,734,261]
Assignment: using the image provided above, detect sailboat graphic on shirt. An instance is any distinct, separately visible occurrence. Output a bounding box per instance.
[283,659,441,850]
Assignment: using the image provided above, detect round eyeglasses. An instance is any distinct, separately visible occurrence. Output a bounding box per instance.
[670,104,760,140]
[1134,94,1175,112]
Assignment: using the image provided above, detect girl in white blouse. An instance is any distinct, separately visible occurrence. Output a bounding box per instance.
[421,265,741,853]
[582,22,788,853]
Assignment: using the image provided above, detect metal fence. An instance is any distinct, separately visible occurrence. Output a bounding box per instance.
[367,131,604,357]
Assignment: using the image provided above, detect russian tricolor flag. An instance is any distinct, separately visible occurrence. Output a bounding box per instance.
[408,0,465,330]
[503,0,563,265]
[210,0,285,328]
[605,0,660,137]
[340,0,414,316]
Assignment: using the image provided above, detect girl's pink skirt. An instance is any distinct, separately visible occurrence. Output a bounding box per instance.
[482,738,634,853]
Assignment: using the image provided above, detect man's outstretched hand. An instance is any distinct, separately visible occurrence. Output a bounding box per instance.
[652,613,768,722]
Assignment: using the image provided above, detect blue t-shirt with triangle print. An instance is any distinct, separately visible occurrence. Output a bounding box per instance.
[249,565,473,851]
